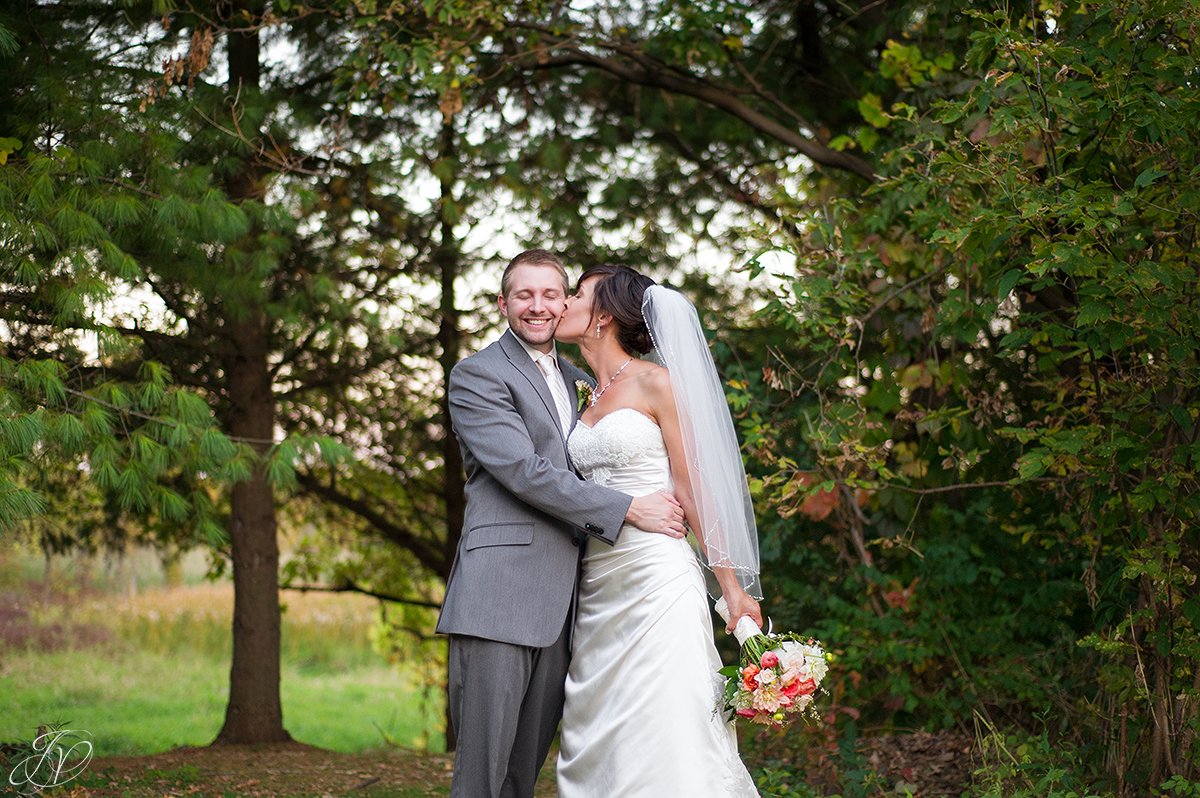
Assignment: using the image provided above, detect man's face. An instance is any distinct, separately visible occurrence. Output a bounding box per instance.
[498,263,568,352]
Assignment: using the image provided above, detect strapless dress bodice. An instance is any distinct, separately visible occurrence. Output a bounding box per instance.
[568,407,672,496]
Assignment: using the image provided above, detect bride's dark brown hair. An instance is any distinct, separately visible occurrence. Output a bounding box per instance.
[576,264,657,356]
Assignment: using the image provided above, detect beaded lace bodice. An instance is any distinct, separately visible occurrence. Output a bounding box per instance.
[568,407,672,495]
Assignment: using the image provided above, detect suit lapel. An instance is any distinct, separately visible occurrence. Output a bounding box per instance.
[499,330,568,448]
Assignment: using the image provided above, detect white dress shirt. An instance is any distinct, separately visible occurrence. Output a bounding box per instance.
[515,335,573,438]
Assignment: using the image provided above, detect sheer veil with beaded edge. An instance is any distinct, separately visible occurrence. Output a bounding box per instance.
[641,285,762,600]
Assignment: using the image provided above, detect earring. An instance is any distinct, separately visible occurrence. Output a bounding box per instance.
[595,322,601,339]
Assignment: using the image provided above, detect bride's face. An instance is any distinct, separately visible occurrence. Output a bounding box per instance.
[556,276,601,344]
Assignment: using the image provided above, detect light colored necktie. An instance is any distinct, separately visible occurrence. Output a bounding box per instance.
[536,354,573,437]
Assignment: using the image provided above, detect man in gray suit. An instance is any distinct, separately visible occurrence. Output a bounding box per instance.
[436,248,685,797]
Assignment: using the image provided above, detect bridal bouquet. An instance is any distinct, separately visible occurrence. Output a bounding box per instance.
[714,598,829,727]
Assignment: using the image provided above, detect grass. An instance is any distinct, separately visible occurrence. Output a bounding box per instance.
[0,544,994,797]
[0,545,445,757]
[2,646,438,755]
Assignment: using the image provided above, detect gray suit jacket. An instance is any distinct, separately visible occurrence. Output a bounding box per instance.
[435,330,632,647]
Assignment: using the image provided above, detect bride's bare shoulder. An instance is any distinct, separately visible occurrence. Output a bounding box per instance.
[631,361,668,383]
[634,363,674,406]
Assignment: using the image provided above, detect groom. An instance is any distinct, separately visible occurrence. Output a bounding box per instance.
[436,248,685,798]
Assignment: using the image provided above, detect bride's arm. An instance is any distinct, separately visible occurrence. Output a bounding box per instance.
[646,368,764,632]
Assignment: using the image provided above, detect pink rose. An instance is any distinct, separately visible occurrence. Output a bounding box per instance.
[794,677,817,696]
[760,651,780,669]
[736,708,757,719]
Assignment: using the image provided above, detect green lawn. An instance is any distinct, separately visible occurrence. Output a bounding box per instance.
[0,549,444,756]
[2,646,440,755]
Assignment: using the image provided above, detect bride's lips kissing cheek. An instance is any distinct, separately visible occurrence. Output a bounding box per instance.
[554,277,598,344]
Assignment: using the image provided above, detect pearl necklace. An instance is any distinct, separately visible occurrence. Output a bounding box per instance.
[590,357,634,407]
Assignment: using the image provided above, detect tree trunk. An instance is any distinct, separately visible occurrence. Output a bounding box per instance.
[215,315,290,744]
[213,0,289,746]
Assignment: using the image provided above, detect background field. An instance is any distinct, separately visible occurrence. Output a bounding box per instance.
[1,541,978,798]
[1,543,444,758]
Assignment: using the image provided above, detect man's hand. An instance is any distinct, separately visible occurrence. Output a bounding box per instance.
[626,491,686,538]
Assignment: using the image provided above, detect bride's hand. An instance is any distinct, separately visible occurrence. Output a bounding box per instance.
[723,590,763,635]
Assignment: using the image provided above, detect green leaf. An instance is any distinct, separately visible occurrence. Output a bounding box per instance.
[1134,167,1167,188]
[52,414,87,453]
[199,428,236,461]
[857,93,890,128]
[0,137,21,165]
[0,484,46,530]
[1076,301,1110,326]
[855,127,880,152]
[156,487,190,522]
[829,135,855,152]
[997,268,1024,298]
[1016,453,1048,480]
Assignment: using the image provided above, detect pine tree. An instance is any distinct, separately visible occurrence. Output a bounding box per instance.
[0,0,440,743]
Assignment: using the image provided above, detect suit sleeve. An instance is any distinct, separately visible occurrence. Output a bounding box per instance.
[449,356,630,544]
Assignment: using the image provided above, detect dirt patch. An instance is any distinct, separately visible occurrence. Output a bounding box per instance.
[66,733,973,798]
[73,742,565,797]
[78,742,453,797]
[861,731,974,796]
[743,725,974,797]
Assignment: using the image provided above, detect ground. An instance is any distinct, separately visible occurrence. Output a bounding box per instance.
[37,730,975,798]
[63,743,463,798]
[2,552,977,797]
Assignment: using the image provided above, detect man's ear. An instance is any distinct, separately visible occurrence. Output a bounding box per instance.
[497,293,507,314]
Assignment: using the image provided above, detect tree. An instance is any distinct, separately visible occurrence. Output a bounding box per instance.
[737,1,1199,791]
[0,0,442,744]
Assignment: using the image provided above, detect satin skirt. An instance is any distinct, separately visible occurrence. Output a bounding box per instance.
[556,524,758,797]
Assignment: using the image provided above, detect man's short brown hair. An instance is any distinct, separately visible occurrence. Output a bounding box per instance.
[500,248,570,298]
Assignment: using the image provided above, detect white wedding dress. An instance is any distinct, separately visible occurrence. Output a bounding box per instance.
[557,407,759,797]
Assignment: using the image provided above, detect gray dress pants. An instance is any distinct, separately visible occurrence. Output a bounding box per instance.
[447,614,571,798]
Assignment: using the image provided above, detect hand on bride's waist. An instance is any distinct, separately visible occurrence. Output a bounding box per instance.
[624,490,686,539]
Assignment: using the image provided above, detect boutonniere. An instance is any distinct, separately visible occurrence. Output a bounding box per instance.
[575,380,593,412]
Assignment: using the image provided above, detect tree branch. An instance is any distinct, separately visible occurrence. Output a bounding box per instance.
[510,29,877,181]
[296,471,447,577]
[649,128,801,237]
[283,581,441,610]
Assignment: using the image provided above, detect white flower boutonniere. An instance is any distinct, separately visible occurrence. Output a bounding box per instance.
[575,380,594,412]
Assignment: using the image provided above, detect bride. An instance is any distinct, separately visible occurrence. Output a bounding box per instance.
[554,264,764,797]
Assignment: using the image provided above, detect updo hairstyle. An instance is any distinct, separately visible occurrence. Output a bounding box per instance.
[577,264,657,356]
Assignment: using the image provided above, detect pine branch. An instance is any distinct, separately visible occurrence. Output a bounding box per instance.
[508,24,877,181]
[296,471,447,576]
[283,581,441,610]
[648,128,802,238]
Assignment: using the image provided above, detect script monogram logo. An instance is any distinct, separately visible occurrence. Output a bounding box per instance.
[7,728,93,795]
